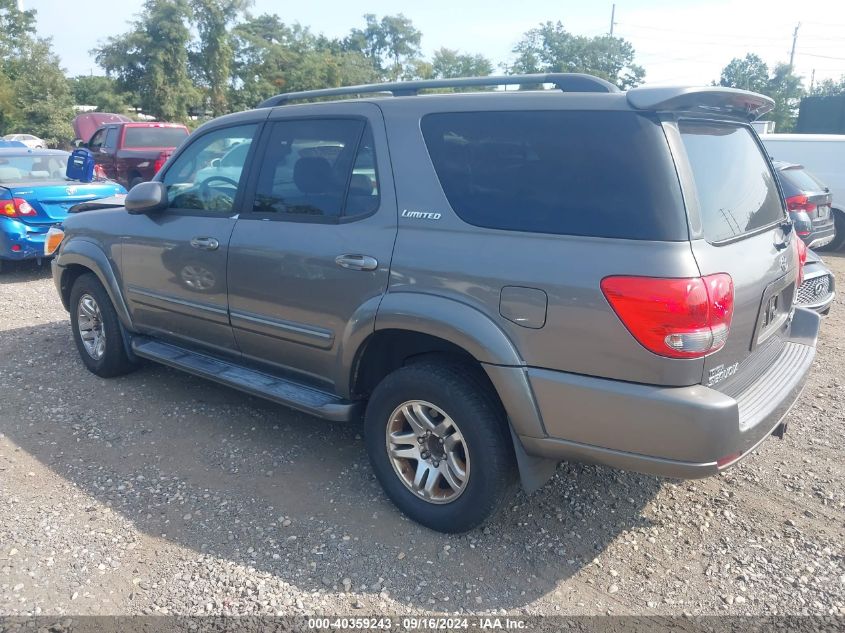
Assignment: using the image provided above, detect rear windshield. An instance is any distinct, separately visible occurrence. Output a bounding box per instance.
[421,111,687,240]
[679,122,784,243]
[0,153,69,182]
[777,166,827,195]
[123,126,188,148]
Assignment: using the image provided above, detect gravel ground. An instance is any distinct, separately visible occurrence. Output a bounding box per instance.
[1,255,844,618]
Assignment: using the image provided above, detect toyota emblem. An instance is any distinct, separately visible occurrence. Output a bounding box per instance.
[66,186,77,195]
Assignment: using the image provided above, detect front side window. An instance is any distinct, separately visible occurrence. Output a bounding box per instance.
[88,129,105,151]
[679,122,785,243]
[252,119,380,219]
[163,124,257,214]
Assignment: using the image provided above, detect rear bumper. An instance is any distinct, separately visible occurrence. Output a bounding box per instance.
[804,221,836,250]
[519,307,820,479]
[0,219,49,260]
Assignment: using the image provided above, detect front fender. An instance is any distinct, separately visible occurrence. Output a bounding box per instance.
[55,238,134,331]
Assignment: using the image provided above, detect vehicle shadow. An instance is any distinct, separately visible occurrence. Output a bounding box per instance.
[0,259,53,284]
[0,320,662,612]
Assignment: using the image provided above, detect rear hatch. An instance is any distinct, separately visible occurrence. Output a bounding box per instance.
[673,120,798,391]
[2,181,125,226]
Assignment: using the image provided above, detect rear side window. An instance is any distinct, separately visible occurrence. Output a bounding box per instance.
[421,111,686,240]
[679,122,785,243]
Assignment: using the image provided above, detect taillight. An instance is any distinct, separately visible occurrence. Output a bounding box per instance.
[601,273,734,359]
[153,151,170,174]
[786,194,816,214]
[1,198,37,217]
[794,237,807,286]
[94,164,107,180]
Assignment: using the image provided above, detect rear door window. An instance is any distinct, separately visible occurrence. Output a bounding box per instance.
[679,122,785,243]
[420,110,687,240]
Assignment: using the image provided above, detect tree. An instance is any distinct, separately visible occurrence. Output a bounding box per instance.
[344,14,422,81]
[0,0,73,144]
[509,22,644,89]
[766,63,804,132]
[718,54,769,93]
[190,0,252,116]
[94,0,198,121]
[68,75,131,114]
[431,48,493,79]
[230,14,377,110]
[809,75,845,97]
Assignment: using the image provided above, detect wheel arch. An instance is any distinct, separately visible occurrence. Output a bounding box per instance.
[57,239,134,331]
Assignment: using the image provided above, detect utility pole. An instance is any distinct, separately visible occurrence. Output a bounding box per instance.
[789,22,801,68]
[810,68,816,93]
[609,4,617,37]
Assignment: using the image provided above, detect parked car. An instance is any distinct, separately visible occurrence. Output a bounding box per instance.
[761,134,845,250]
[773,160,836,249]
[48,76,820,533]
[0,148,125,271]
[796,249,835,315]
[85,122,189,189]
[2,133,46,149]
[72,112,133,145]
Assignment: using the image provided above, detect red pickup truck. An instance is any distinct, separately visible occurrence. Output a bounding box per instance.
[86,122,189,189]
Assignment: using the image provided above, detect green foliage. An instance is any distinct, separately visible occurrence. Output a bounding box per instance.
[718,54,770,92]
[431,48,493,79]
[509,21,645,89]
[95,0,198,121]
[190,0,252,116]
[68,75,132,114]
[717,55,804,132]
[809,75,845,97]
[0,0,74,145]
[344,13,422,81]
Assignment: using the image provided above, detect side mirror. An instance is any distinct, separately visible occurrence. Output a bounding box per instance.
[125,181,168,214]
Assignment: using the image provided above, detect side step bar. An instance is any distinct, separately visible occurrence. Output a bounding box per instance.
[131,337,361,422]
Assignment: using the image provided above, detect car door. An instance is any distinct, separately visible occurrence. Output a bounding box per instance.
[227,104,397,391]
[99,126,120,181]
[120,121,261,354]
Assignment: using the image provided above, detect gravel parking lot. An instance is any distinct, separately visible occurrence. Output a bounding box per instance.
[1,256,844,618]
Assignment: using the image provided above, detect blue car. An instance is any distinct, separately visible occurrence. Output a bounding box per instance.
[0,148,126,271]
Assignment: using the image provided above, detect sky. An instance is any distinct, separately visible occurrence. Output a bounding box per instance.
[22,0,845,87]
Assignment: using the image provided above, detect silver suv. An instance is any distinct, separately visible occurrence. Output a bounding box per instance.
[48,74,820,533]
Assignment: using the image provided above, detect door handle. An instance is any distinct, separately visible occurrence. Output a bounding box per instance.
[335,254,378,271]
[190,237,220,251]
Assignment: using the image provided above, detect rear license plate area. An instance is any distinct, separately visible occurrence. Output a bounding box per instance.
[753,273,794,349]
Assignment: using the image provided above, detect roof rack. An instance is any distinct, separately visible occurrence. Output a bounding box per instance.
[257,73,619,108]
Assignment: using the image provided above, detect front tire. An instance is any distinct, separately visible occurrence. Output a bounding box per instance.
[69,273,136,377]
[364,361,515,533]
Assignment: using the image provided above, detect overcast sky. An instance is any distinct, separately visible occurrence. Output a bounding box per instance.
[24,0,845,87]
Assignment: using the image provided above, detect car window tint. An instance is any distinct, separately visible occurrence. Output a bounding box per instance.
[345,125,380,217]
[104,128,118,150]
[679,122,785,243]
[162,124,257,214]
[421,111,687,240]
[124,126,189,148]
[252,119,368,218]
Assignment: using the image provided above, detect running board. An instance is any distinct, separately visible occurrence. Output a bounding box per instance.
[130,337,360,422]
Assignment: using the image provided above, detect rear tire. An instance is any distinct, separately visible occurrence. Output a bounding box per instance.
[69,273,136,378]
[364,361,515,533]
[823,208,845,251]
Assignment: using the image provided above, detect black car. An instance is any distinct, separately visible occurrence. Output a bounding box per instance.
[774,160,836,249]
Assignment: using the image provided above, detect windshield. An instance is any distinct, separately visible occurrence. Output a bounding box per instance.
[123,126,188,148]
[0,153,70,183]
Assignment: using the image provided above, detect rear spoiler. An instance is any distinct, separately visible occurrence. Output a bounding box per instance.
[69,194,127,214]
[626,86,774,121]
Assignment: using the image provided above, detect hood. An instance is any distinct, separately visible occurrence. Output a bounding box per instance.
[73,113,132,143]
